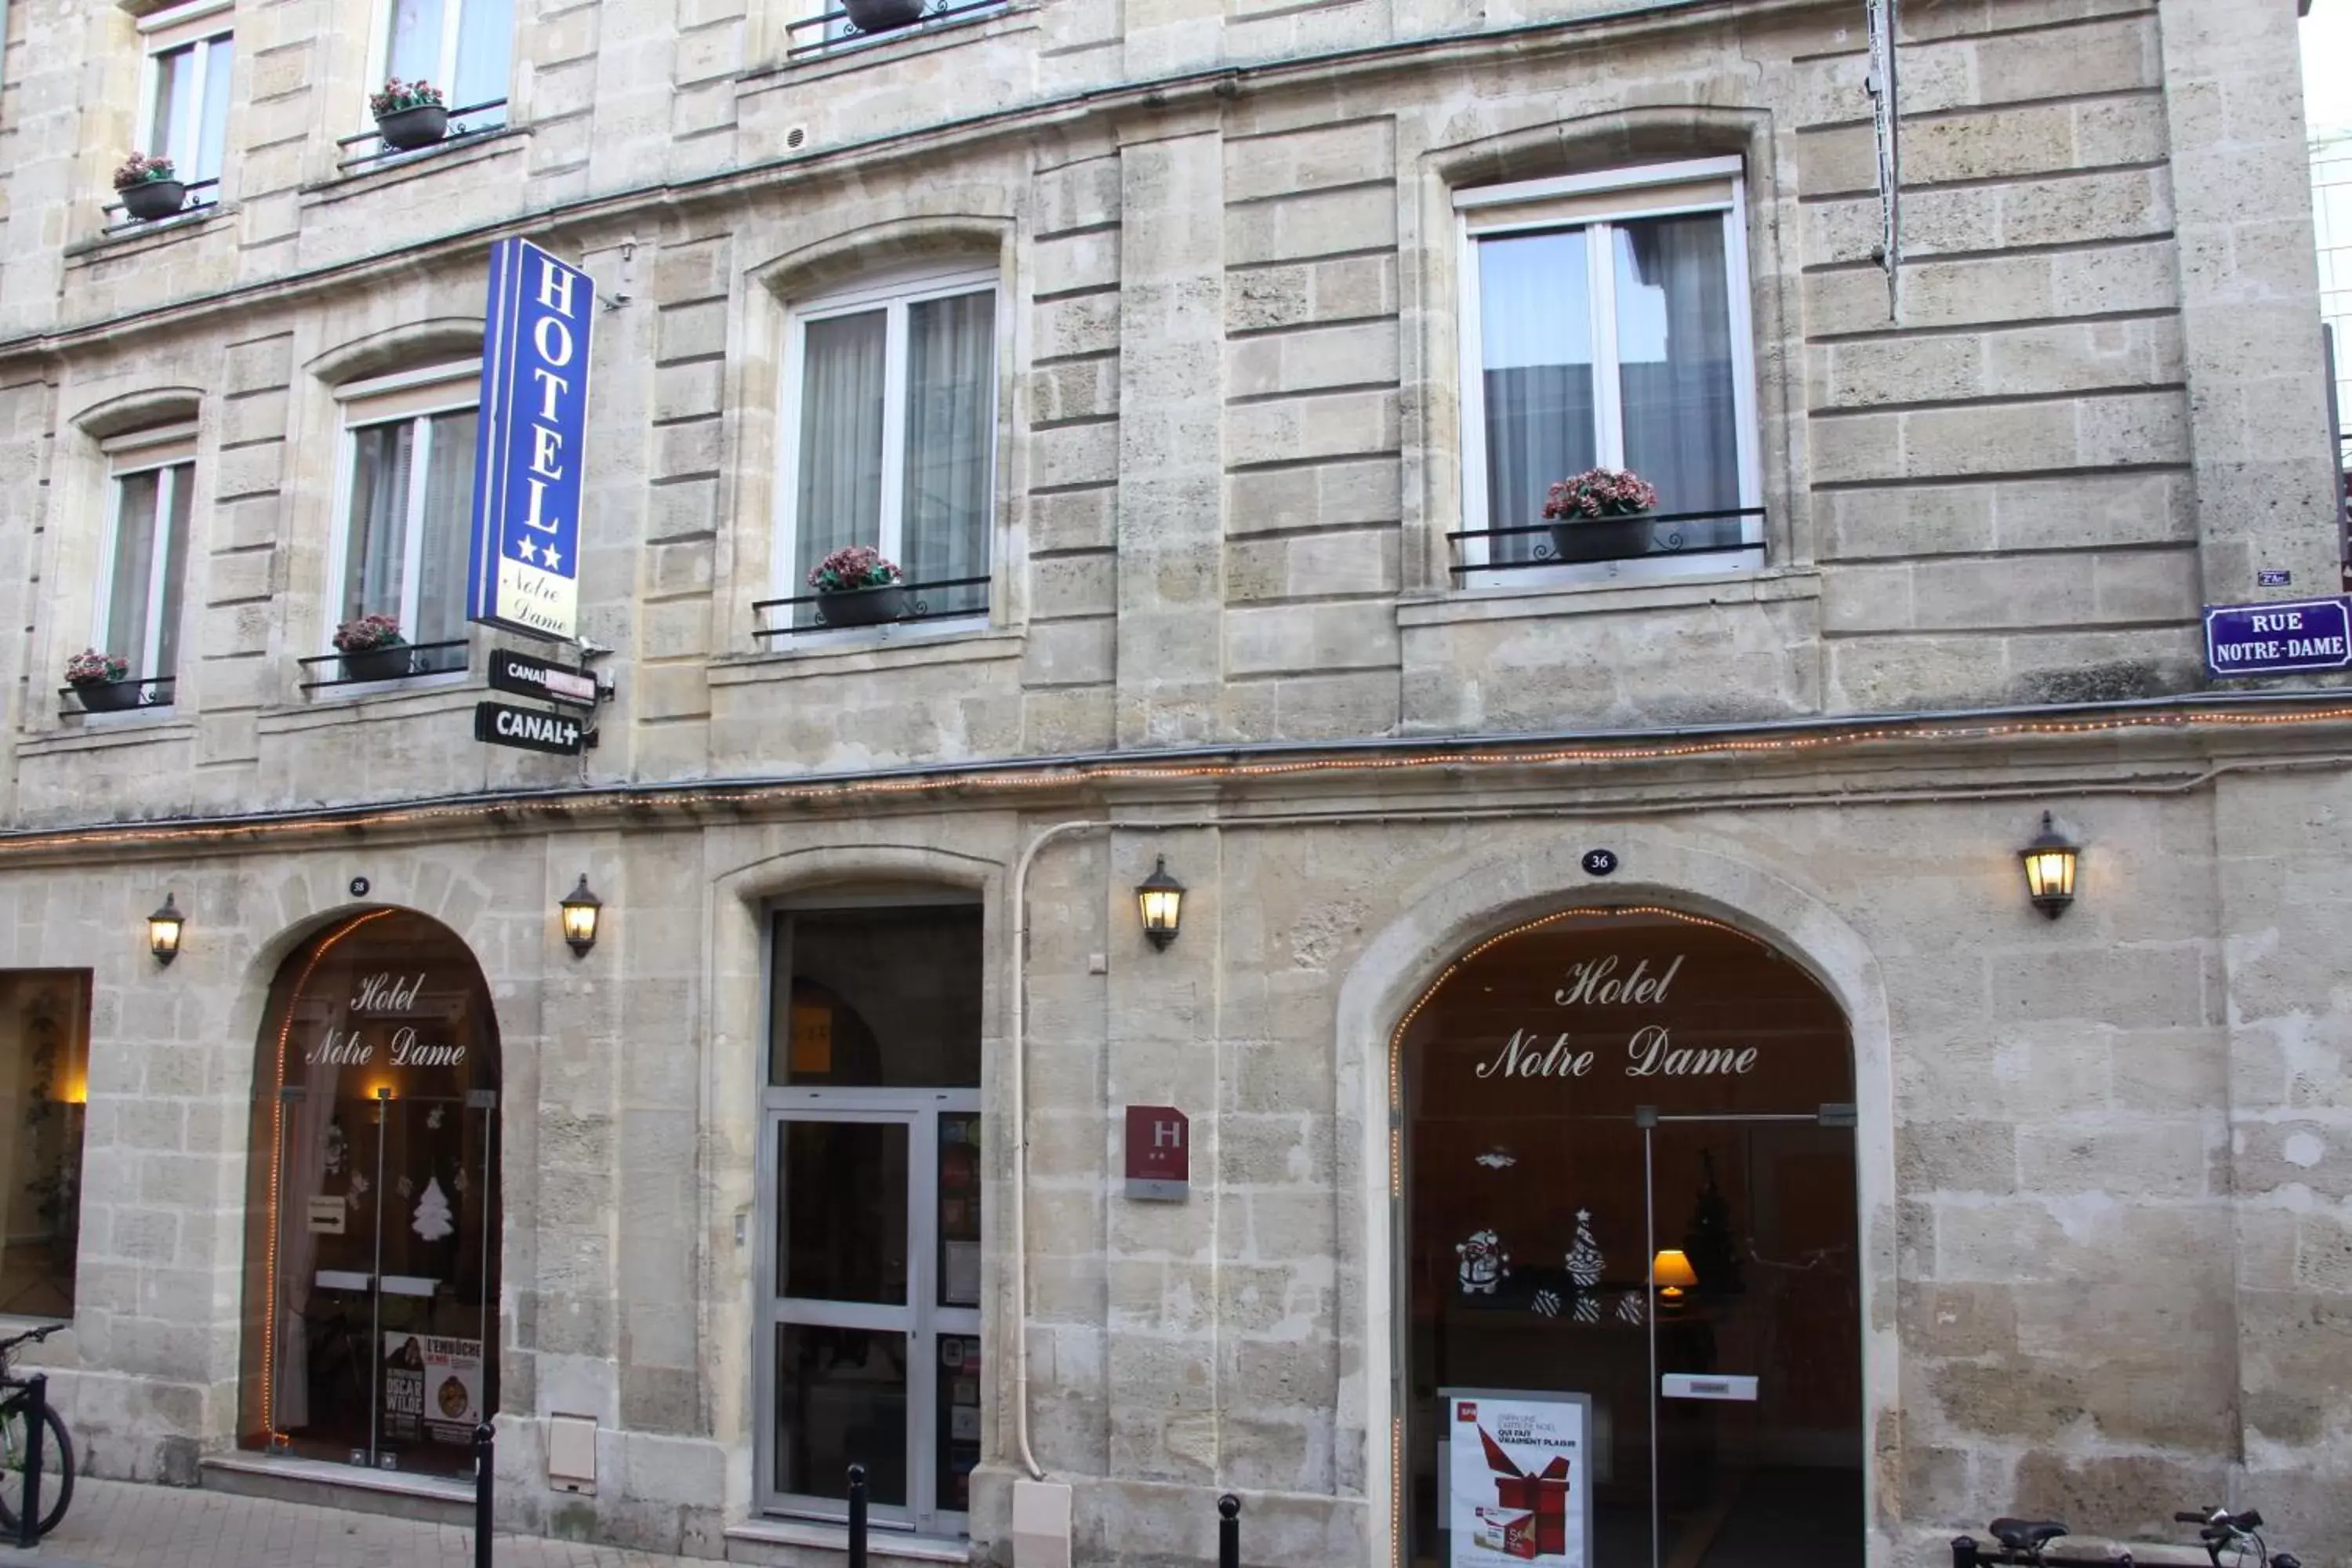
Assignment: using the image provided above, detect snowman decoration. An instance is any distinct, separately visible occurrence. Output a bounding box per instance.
[1456,1229,1511,1295]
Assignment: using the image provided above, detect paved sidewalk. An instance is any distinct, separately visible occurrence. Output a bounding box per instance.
[0,1475,715,1568]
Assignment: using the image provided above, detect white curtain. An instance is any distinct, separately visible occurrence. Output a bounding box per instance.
[106,471,160,673]
[386,0,443,82]
[454,0,514,113]
[794,311,887,619]
[1478,230,1595,563]
[1613,214,1740,547]
[343,422,414,625]
[901,292,994,614]
[196,40,233,183]
[416,410,477,651]
[272,1006,345,1432]
[156,463,191,681]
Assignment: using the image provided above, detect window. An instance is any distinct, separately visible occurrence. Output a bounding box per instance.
[0,972,90,1318]
[1456,158,1761,580]
[778,269,997,630]
[328,366,480,673]
[381,0,511,122]
[94,424,198,700]
[136,1,234,205]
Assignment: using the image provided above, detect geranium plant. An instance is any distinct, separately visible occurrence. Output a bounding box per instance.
[111,153,176,191]
[806,545,903,593]
[64,648,128,686]
[332,614,406,653]
[1543,467,1661,521]
[368,78,446,118]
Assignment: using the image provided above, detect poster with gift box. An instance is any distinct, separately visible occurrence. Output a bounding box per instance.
[1442,1389,1592,1567]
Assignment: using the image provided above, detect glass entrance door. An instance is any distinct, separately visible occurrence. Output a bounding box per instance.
[759,1096,982,1532]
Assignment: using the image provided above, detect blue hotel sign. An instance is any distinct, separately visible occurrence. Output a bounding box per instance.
[468,238,593,641]
[2203,596,2352,678]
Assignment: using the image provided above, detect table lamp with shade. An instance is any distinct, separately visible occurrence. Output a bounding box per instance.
[1652,1248,1698,1309]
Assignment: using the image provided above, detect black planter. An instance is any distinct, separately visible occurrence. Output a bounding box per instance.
[73,681,140,713]
[1548,514,1656,564]
[339,644,414,683]
[815,584,908,627]
[376,104,451,151]
[118,179,187,222]
[843,0,927,31]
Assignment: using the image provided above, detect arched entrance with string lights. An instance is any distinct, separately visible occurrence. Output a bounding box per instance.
[234,909,502,1478]
[1394,905,1864,1568]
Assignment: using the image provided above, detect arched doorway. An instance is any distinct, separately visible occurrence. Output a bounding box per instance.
[1398,907,1860,1568]
[235,909,501,1478]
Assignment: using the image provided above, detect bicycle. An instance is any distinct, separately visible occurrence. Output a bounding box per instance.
[0,1323,74,1539]
[1951,1504,2300,1568]
[2173,1507,2300,1568]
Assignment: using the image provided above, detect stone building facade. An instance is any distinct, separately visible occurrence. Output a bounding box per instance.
[0,0,2347,1565]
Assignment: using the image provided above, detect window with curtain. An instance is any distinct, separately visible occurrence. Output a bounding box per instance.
[782,271,998,629]
[333,369,480,677]
[1457,160,1761,579]
[382,0,513,123]
[139,2,234,200]
[96,426,198,695]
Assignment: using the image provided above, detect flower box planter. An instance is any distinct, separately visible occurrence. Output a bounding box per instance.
[1548,515,1656,564]
[119,179,187,222]
[375,105,451,151]
[339,645,415,683]
[843,0,927,30]
[815,584,908,627]
[73,681,140,713]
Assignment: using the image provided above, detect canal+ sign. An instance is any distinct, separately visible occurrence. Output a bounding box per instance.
[468,238,593,642]
[2204,596,2352,679]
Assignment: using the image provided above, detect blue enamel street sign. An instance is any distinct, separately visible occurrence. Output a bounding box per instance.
[468,238,593,641]
[2203,596,2352,678]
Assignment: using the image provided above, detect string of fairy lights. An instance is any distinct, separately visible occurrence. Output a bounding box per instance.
[9,698,2352,858]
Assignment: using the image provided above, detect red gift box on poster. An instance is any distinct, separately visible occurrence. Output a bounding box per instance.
[1479,1427,1570,1555]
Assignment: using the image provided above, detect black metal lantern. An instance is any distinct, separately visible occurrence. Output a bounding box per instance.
[2019,813,2079,920]
[559,874,603,957]
[147,892,185,965]
[1134,856,1185,950]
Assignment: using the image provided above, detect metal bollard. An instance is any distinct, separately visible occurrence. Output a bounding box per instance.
[1951,1537,1979,1568]
[473,1421,495,1568]
[1219,1493,1240,1568]
[16,1374,46,1548]
[847,1462,868,1568]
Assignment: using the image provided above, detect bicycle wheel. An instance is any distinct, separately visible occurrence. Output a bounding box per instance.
[0,1398,75,1538]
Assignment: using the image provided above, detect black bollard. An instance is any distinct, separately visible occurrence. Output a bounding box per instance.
[1951,1537,1979,1568]
[1220,1493,1240,1568]
[848,1462,868,1568]
[473,1421,495,1568]
[16,1374,45,1548]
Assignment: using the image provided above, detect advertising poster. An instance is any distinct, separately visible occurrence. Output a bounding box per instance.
[385,1334,485,1447]
[1443,1389,1592,1567]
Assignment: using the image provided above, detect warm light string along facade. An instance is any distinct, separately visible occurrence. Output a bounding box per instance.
[6,699,2352,856]
[260,909,397,1445]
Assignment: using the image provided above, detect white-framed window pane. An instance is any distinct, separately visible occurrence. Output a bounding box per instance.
[1478,229,1596,561]
[1613,213,1742,530]
[452,0,513,109]
[147,44,194,163]
[344,421,416,625]
[415,408,479,646]
[793,310,889,586]
[900,292,994,615]
[196,38,234,183]
[156,463,193,680]
[107,471,163,673]
[386,0,445,82]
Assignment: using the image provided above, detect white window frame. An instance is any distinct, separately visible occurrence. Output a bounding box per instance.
[134,0,234,194]
[366,0,512,118]
[324,362,481,673]
[774,263,1000,638]
[1454,156,1763,589]
[91,423,198,701]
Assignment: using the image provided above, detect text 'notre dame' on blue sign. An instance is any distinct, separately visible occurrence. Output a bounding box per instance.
[468,238,593,642]
[2203,596,2352,679]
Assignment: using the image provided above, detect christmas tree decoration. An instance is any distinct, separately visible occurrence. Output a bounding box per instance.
[1616,1289,1646,1325]
[1682,1151,1743,1296]
[396,1174,415,1200]
[1475,1149,1518,1170]
[1572,1291,1599,1323]
[1530,1288,1561,1318]
[412,1176,454,1242]
[1456,1229,1510,1295]
[426,1105,445,1131]
[1564,1210,1605,1289]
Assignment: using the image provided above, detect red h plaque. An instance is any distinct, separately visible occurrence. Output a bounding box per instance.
[1123,1105,1189,1201]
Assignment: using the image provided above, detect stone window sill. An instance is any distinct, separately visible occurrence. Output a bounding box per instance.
[65,202,235,262]
[300,125,529,208]
[1400,565,1822,629]
[18,715,198,757]
[260,673,481,732]
[715,625,1023,686]
[740,4,1036,94]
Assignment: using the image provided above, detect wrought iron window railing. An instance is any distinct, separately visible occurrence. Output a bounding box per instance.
[336,100,510,173]
[1449,506,1767,577]
[100,179,222,236]
[752,576,990,637]
[296,639,471,692]
[57,675,176,717]
[786,0,1009,60]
